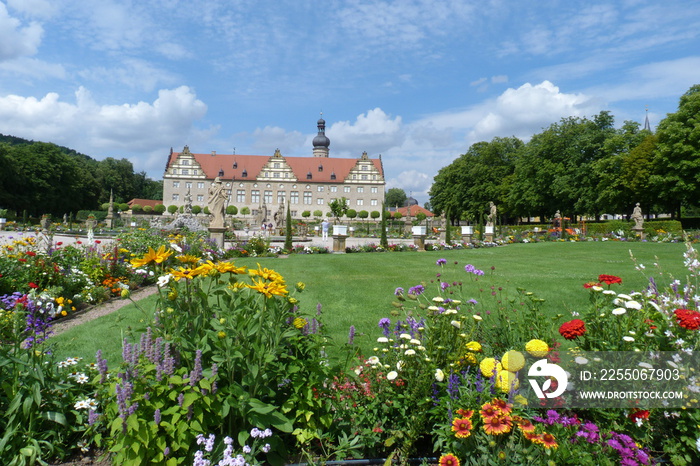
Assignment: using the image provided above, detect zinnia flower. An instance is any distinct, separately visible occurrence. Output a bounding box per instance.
[598,274,622,285]
[674,308,700,330]
[559,319,586,340]
[439,454,460,466]
[387,371,398,380]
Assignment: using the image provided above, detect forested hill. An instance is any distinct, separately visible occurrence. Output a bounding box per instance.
[0,133,162,217]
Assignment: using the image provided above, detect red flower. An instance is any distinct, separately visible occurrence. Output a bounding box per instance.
[26,251,36,257]
[56,241,63,246]
[559,319,586,340]
[18,258,27,262]
[598,274,622,285]
[28,282,39,289]
[629,409,650,421]
[673,308,700,331]
[95,240,101,244]
[583,281,600,289]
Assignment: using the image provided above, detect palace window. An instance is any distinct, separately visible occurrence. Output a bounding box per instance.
[357,187,364,193]
[277,191,286,204]
[290,191,299,204]
[198,182,205,189]
[264,190,273,204]
[303,191,312,205]
[237,190,246,203]
[251,190,260,204]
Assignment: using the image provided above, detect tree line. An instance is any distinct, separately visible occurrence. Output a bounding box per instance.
[0,135,162,217]
[429,85,700,224]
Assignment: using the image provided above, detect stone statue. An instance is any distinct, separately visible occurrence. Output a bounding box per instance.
[184,187,193,215]
[553,210,562,228]
[631,203,644,229]
[486,202,497,227]
[273,199,286,230]
[208,177,227,228]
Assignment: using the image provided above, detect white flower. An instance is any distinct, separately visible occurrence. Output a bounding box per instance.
[432,297,445,303]
[409,339,421,345]
[367,356,380,365]
[170,243,183,253]
[592,286,604,291]
[472,314,483,321]
[396,361,404,371]
[623,336,635,342]
[404,349,416,356]
[603,290,617,296]
[435,368,445,382]
[427,306,440,312]
[625,300,642,310]
[451,320,461,328]
[377,337,389,343]
[74,398,97,410]
[452,300,462,305]
[574,357,589,365]
[399,333,412,340]
[638,362,653,369]
[617,294,632,300]
[387,371,398,380]
[612,308,627,315]
[695,436,700,453]
[157,274,172,288]
[354,367,363,375]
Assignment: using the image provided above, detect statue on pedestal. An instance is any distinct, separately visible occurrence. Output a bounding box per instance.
[208,177,227,228]
[631,203,644,229]
[487,202,497,227]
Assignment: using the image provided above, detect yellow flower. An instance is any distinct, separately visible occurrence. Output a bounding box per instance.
[480,358,502,378]
[211,261,247,275]
[130,245,173,268]
[217,331,226,339]
[501,350,525,372]
[295,282,306,291]
[176,254,200,265]
[249,263,285,283]
[293,317,308,329]
[247,277,288,298]
[288,297,299,305]
[170,267,198,281]
[495,370,519,392]
[465,341,482,352]
[525,339,549,357]
[459,353,478,365]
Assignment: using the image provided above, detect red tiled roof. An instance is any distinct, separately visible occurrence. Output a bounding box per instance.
[396,205,434,217]
[167,150,383,182]
[128,199,163,208]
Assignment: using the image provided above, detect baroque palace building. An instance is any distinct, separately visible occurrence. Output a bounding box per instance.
[162,118,386,223]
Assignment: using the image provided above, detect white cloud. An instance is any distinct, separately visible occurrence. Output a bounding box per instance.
[326,108,404,156]
[0,85,209,155]
[7,0,57,19]
[251,126,306,155]
[0,56,65,80]
[0,3,43,60]
[77,58,179,92]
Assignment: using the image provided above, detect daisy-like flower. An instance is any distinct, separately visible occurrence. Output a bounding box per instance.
[490,398,513,416]
[246,278,288,298]
[483,415,512,435]
[157,274,172,288]
[625,300,642,310]
[455,408,474,419]
[130,245,173,268]
[451,417,473,438]
[480,402,499,420]
[386,371,398,380]
[404,349,416,356]
[623,336,635,342]
[612,308,627,315]
[73,373,89,384]
[377,337,389,343]
[74,398,97,410]
[539,432,558,449]
[435,368,445,382]
[439,453,460,466]
[514,417,536,433]
[472,314,483,321]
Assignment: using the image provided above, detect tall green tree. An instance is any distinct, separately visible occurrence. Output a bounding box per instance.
[385,188,407,208]
[650,84,700,218]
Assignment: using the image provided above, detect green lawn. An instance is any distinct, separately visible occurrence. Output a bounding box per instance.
[51,241,689,365]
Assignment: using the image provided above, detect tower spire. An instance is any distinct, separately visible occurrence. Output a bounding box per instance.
[644,106,652,131]
[312,112,330,157]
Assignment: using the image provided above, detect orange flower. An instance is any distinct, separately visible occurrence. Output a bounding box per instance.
[515,417,536,433]
[439,454,460,466]
[482,415,512,435]
[455,409,474,419]
[540,432,558,449]
[524,432,541,443]
[479,402,499,420]
[490,398,512,416]
[451,417,473,438]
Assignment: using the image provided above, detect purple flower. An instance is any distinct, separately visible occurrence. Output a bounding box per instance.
[154,409,161,424]
[408,284,425,296]
[440,282,450,291]
[189,349,203,386]
[394,287,404,296]
[436,258,447,266]
[348,325,356,345]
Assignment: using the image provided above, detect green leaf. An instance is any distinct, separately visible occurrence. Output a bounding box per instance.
[40,411,67,425]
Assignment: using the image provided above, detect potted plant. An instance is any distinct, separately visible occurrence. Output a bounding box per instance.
[329,197,349,235]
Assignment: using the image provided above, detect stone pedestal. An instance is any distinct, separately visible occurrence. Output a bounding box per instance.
[631,227,646,240]
[438,229,446,242]
[485,225,495,243]
[461,226,474,244]
[413,234,426,250]
[209,227,227,249]
[332,234,348,253]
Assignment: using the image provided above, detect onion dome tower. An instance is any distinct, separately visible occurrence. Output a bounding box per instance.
[312,114,330,157]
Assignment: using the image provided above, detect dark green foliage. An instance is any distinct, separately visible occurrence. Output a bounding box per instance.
[285,202,293,250]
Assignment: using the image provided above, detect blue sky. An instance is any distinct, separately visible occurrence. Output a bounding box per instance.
[1,0,699,205]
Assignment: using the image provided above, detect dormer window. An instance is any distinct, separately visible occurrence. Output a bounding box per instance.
[318,164,323,172]
[307,171,312,180]
[233,161,237,169]
[218,168,224,177]
[242,169,248,178]
[330,172,336,180]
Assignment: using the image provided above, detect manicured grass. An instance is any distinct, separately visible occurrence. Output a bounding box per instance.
[51,241,689,365]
